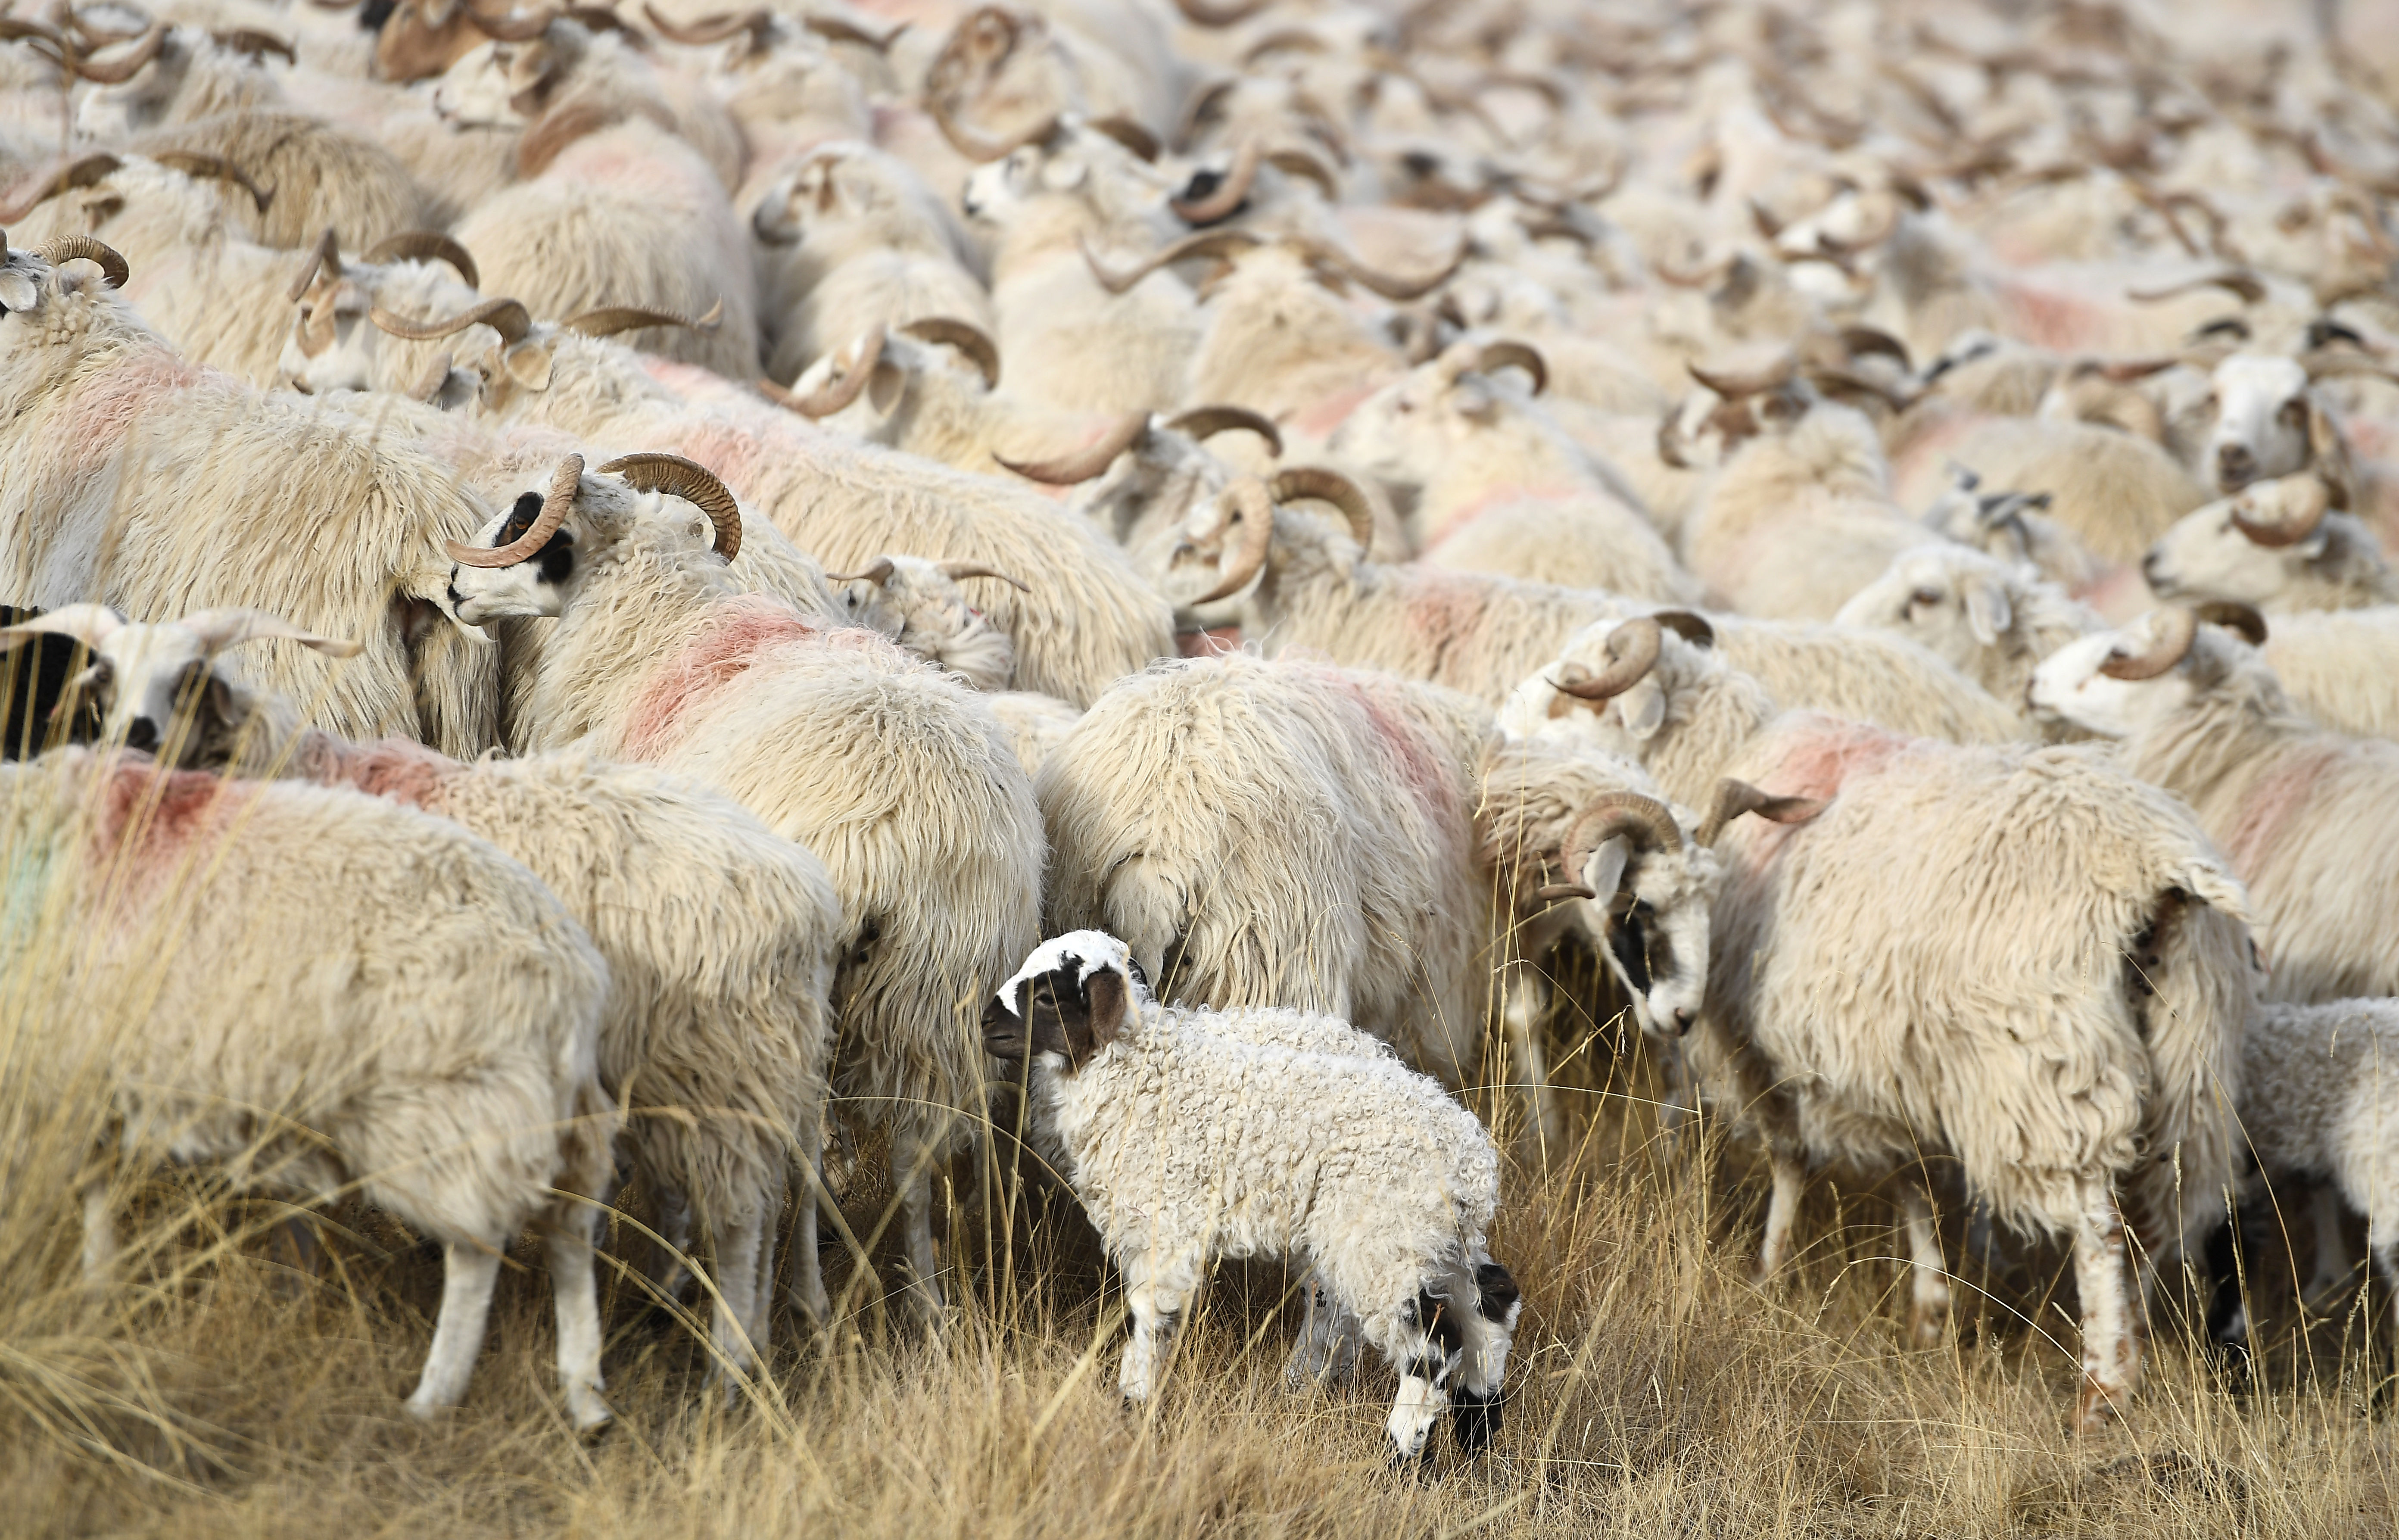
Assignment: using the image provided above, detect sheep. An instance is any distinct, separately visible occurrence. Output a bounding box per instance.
[0,234,502,757]
[1322,337,1702,602]
[3,603,843,1367]
[442,450,1046,1322]
[746,139,990,386]
[2030,603,2399,1005]
[337,286,1176,707]
[430,18,763,379]
[2142,472,2399,613]
[1928,413,2212,567]
[1917,464,2104,596]
[979,931,1521,1463]
[2254,608,2399,743]
[1178,237,1412,439]
[817,552,1027,692]
[1697,711,2253,1429]
[3,747,617,1430]
[2193,351,2374,502]
[1833,545,2103,720]
[131,109,430,252]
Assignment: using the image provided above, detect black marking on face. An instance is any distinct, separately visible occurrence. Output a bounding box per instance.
[1474,1261,1521,1323]
[361,0,396,30]
[1411,1289,1465,1361]
[1450,1385,1501,1453]
[1610,902,1654,994]
[536,528,576,584]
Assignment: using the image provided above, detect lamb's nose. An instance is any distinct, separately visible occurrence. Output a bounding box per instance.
[125,717,158,752]
[2217,444,2256,489]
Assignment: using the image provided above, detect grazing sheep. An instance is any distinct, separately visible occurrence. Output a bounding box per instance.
[4,747,616,1430]
[981,931,1520,1463]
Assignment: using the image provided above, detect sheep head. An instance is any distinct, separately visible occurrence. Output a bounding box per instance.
[446,453,742,622]
[983,930,1142,1073]
[2026,605,2264,736]
[1832,546,2026,673]
[823,554,1024,691]
[2139,474,2381,608]
[1656,356,1813,469]
[1324,337,1548,487]
[375,0,550,83]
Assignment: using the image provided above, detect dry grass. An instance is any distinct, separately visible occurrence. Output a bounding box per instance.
[5,948,2396,1540]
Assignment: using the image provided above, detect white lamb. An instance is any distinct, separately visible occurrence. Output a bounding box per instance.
[981,931,1521,1464]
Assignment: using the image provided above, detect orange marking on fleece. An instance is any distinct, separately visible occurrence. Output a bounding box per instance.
[87,762,249,906]
[319,737,458,809]
[621,596,826,760]
[1289,383,1378,438]
[1421,484,1589,547]
[1397,568,1495,662]
[1995,280,2111,354]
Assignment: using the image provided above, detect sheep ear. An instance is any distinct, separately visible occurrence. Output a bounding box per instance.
[1965,578,2010,647]
[867,357,904,414]
[506,340,554,391]
[1621,678,1666,740]
[2173,860,2255,927]
[1082,967,1129,1054]
[2307,394,2357,511]
[1582,836,1631,907]
[0,270,36,312]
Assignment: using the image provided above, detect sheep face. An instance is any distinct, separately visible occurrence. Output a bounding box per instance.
[280,269,375,392]
[376,0,498,84]
[1325,344,1536,488]
[2141,483,2341,607]
[432,24,589,129]
[983,930,1139,1073]
[447,468,723,625]
[0,247,127,415]
[1833,548,2018,673]
[1654,375,1813,471]
[72,27,198,141]
[1605,837,1721,1039]
[960,125,1166,232]
[2026,616,2201,737]
[754,143,932,249]
[828,556,1018,691]
[2202,355,2313,493]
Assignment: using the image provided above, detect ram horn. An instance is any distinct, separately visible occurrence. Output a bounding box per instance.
[1087,115,1160,162]
[1697,778,1826,845]
[928,94,1057,163]
[2098,606,2199,680]
[287,227,340,301]
[1295,234,1463,301]
[2128,268,2268,306]
[563,297,725,337]
[1265,146,1340,200]
[363,230,479,288]
[1080,228,1261,295]
[178,608,361,657]
[2193,600,2268,647]
[1552,616,1662,701]
[0,153,121,224]
[150,150,273,214]
[641,3,768,45]
[1191,477,1276,604]
[937,560,1031,592]
[1164,404,1282,456]
[599,452,741,561]
[1655,411,1695,470]
[803,14,907,50]
[448,454,583,567]
[1477,339,1547,395]
[372,296,533,346]
[1269,466,1375,548]
[996,412,1149,484]
[2228,474,2333,548]
[899,316,1000,387]
[826,556,897,586]
[1171,137,1261,224]
[1688,356,1798,398]
[0,17,68,49]
[463,0,554,41]
[2300,349,2399,386]
[764,324,885,418]
[405,350,455,403]
[0,602,126,652]
[1650,608,1715,648]
[210,27,296,63]
[1561,793,1685,879]
[37,235,128,289]
[1837,324,1913,372]
[1172,0,1272,25]
[65,20,164,82]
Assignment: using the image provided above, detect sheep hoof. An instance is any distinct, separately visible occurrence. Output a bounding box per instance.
[570,1397,616,1440]
[1907,1300,1950,1349]
[2069,1380,2125,1436]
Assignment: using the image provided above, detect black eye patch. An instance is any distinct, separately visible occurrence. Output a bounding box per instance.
[496,490,545,545]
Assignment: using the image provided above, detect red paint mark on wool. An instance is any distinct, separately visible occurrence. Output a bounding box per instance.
[59,350,206,475]
[656,416,776,499]
[1289,383,1377,438]
[1398,569,1493,658]
[1422,485,1587,547]
[321,738,459,809]
[2225,747,2341,876]
[1754,716,1909,804]
[1177,627,1241,657]
[1308,667,1459,816]
[621,597,826,760]
[1995,281,2111,354]
[87,762,249,904]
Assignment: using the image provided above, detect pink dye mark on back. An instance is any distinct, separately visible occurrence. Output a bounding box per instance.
[1305,664,1460,817]
[1996,280,2111,354]
[621,596,826,760]
[2224,746,2342,876]
[1290,383,1378,438]
[1754,714,1910,803]
[1397,568,1496,667]
[59,349,207,477]
[87,761,248,902]
[321,737,459,810]
[1421,484,1589,548]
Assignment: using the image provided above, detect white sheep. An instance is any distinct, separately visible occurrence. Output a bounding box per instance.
[443,451,1046,1322]
[980,931,1521,1463]
[1833,545,2103,721]
[4,747,617,1430]
[2142,472,2398,614]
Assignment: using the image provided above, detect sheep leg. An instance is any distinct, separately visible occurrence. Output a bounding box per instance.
[80,1181,114,1284]
[2069,1179,2140,1434]
[1899,1179,1952,1347]
[405,1241,505,1421]
[894,1154,947,1327]
[1498,959,1562,1154]
[1281,1272,1361,1389]
[645,1184,695,1300]
[2302,1182,2353,1312]
[1447,1261,1521,1458]
[1382,1297,1455,1466]
[707,1210,766,1394]
[784,1153,830,1331]
[1757,1147,1806,1281]
[544,1212,614,1434]
[1117,1254,1195,1405]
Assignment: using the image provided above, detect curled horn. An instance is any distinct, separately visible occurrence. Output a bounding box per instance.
[178,608,360,657]
[1649,608,1715,648]
[363,230,479,289]
[928,96,1058,163]
[1295,234,1463,301]
[372,296,533,346]
[2301,350,2399,386]
[826,556,897,586]
[1269,466,1374,547]
[37,236,128,289]
[1689,356,1798,398]
[766,324,885,418]
[1172,0,1273,25]
[405,350,455,402]
[1477,339,1547,394]
[1838,324,1913,372]
[0,603,126,652]
[1552,616,1662,701]
[2193,600,2268,647]
[1697,778,1825,845]
[900,316,1000,388]
[65,21,164,83]
[0,153,121,224]
[1080,228,1261,295]
[150,150,273,214]
[2099,607,2199,680]
[1564,792,1685,870]
[448,455,583,567]
[1172,137,1262,224]
[803,14,908,50]
[1087,115,1161,162]
[1265,145,1340,199]
[211,28,296,64]
[936,560,1031,592]
[288,227,340,302]
[598,452,742,561]
[464,1,554,42]
[1192,477,1276,603]
[563,298,725,337]
[641,3,769,45]
[2229,475,2333,548]
[1163,404,1282,456]
[996,412,1149,484]
[2128,269,2268,306]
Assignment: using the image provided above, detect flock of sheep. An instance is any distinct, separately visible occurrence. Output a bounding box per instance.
[0,0,2395,1469]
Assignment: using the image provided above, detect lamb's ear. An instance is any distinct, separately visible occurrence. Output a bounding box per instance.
[1082,966,1130,1054]
[2307,391,2357,511]
[1964,577,2011,647]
